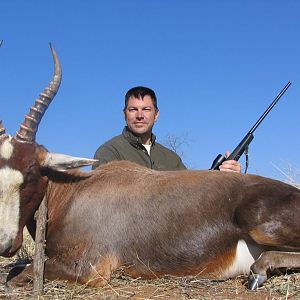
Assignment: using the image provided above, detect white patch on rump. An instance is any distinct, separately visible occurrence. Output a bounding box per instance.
[221,239,263,279]
[0,167,24,247]
[0,137,14,160]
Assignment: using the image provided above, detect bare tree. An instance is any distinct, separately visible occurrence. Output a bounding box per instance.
[163,132,189,160]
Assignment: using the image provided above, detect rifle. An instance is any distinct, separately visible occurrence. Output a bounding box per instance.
[210,81,292,171]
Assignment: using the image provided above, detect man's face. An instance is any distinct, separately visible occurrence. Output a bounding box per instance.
[124,95,159,137]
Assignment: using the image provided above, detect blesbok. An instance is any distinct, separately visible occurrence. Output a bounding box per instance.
[0,46,300,291]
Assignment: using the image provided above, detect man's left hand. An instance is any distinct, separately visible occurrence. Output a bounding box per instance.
[219,151,242,173]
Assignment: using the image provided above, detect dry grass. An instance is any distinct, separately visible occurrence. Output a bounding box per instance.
[1,207,300,299]
[1,265,300,299]
[16,229,35,264]
[1,248,300,300]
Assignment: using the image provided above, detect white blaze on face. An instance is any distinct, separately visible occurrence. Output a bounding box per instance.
[0,137,24,250]
[0,168,23,249]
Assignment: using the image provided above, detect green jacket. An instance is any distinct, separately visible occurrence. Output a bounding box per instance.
[92,127,186,171]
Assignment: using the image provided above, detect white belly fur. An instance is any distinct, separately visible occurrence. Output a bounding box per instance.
[221,239,263,279]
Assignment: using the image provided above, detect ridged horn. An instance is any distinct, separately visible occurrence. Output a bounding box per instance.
[16,44,62,142]
[0,120,6,137]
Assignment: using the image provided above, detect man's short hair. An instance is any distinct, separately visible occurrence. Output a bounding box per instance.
[124,86,158,111]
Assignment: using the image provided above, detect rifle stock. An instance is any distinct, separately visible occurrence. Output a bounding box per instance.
[210,82,291,171]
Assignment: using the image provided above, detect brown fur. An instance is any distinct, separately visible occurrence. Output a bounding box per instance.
[2,142,300,288]
[40,161,300,285]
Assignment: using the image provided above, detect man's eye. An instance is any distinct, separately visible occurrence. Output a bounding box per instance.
[143,108,151,112]
[128,108,137,112]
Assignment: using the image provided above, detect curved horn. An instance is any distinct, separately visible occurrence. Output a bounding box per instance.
[16,44,62,142]
[0,121,6,137]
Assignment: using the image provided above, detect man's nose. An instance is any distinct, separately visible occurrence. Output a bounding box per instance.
[136,110,144,119]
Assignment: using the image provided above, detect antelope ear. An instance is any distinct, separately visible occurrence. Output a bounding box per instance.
[43,153,98,171]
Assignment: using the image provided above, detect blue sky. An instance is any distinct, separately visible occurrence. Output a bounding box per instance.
[1,1,299,180]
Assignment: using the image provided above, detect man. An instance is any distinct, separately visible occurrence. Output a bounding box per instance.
[92,86,241,172]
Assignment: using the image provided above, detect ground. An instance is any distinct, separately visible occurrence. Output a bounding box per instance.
[1,256,300,300]
[1,231,300,299]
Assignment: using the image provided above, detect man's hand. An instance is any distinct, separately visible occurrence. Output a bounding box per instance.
[219,151,242,173]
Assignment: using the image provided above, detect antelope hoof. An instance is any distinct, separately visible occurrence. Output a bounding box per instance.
[6,263,33,287]
[248,273,267,290]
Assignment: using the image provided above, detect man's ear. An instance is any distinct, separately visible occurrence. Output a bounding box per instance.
[123,109,127,121]
[154,109,160,122]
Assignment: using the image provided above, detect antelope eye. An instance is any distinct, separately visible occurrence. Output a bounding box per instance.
[25,173,35,183]
[20,171,37,190]
[23,166,39,185]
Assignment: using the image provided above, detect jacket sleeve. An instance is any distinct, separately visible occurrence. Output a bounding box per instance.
[92,145,121,170]
[176,158,187,170]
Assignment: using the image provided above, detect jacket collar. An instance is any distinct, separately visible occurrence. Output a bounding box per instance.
[122,126,156,147]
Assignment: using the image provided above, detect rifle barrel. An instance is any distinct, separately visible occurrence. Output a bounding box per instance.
[249,81,291,134]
